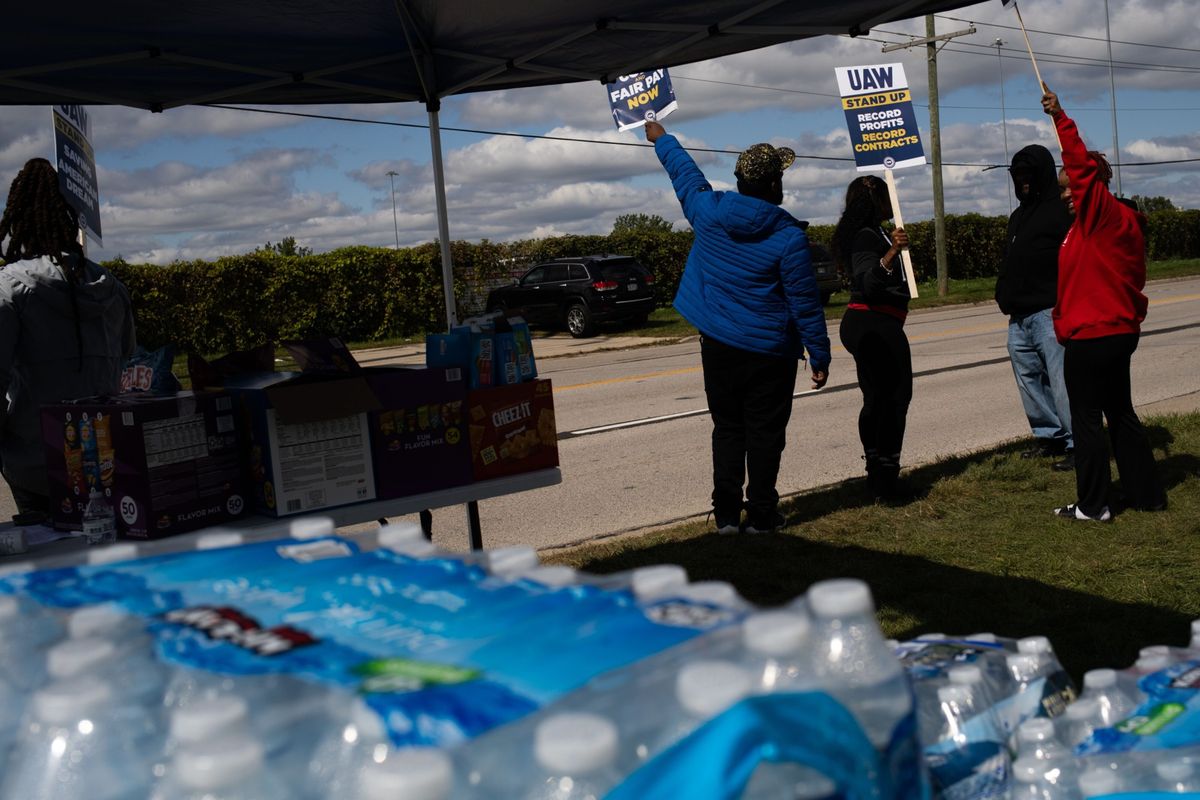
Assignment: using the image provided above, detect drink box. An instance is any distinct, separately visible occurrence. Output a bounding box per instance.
[41,392,248,539]
[225,373,380,517]
[365,367,473,499]
[466,379,559,481]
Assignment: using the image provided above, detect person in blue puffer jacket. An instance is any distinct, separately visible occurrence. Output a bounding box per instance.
[645,121,830,536]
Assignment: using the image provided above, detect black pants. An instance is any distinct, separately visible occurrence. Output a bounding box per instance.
[700,335,798,523]
[1063,334,1165,516]
[839,309,912,473]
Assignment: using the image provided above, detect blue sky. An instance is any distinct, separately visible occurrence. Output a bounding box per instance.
[2,0,1197,264]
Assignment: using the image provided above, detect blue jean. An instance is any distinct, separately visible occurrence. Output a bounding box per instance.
[1007,309,1072,448]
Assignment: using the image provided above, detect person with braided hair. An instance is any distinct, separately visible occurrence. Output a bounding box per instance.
[0,158,135,522]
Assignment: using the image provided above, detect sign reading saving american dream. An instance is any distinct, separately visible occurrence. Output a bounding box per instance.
[834,63,926,172]
[51,105,102,244]
[607,68,678,132]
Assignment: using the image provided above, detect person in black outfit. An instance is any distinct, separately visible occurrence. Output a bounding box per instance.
[832,175,912,502]
[995,144,1075,470]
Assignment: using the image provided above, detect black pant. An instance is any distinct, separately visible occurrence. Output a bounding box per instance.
[839,309,912,471]
[1063,334,1165,516]
[700,335,798,523]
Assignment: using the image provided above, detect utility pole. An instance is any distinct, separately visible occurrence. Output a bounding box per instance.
[883,19,973,297]
[1104,0,1122,195]
[996,38,1012,214]
[386,169,400,250]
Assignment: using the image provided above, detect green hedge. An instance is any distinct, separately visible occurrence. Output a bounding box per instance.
[104,209,1200,354]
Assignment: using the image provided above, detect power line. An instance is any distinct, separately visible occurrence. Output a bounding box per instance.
[934,14,1200,56]
[204,103,1200,169]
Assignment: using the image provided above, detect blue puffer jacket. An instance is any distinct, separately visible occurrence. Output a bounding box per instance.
[655,134,830,370]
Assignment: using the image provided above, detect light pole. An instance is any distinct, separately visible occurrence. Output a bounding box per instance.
[385,169,400,250]
[996,38,1012,213]
[1104,0,1122,195]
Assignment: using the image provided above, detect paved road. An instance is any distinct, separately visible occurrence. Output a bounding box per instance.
[5,277,1199,553]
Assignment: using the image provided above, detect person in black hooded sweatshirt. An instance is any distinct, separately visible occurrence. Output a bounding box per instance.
[995,144,1074,471]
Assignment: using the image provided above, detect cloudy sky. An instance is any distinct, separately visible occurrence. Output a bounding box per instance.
[2,0,1197,264]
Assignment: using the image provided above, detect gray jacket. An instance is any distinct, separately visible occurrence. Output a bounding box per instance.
[0,255,135,495]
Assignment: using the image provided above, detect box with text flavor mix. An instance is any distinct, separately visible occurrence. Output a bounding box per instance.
[224,372,379,517]
[40,391,248,539]
[366,367,473,499]
[466,379,558,481]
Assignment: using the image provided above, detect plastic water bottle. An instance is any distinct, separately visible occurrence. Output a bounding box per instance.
[1058,698,1103,747]
[1,678,159,800]
[155,732,290,800]
[0,593,63,691]
[87,542,139,565]
[1078,669,1136,727]
[67,603,146,641]
[739,609,813,690]
[194,530,246,550]
[1015,718,1070,762]
[357,747,456,800]
[1156,758,1200,792]
[0,672,23,761]
[45,635,167,708]
[289,515,337,540]
[1077,765,1123,798]
[806,578,913,749]
[1011,757,1074,800]
[655,659,753,752]
[152,695,254,789]
[81,488,118,545]
[1188,619,1200,653]
[304,697,390,800]
[947,663,1000,712]
[503,712,622,799]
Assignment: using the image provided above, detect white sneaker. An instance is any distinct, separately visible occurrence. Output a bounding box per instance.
[1053,503,1112,522]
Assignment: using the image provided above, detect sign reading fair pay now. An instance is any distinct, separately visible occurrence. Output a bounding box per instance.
[834,63,926,172]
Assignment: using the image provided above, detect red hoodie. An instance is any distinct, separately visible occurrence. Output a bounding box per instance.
[1051,110,1149,343]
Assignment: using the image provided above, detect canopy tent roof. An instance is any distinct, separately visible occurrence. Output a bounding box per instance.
[4,0,977,110]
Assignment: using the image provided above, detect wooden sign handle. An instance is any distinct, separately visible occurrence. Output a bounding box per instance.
[883,168,919,299]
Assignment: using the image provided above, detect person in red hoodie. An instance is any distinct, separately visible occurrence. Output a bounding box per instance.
[1043,88,1167,522]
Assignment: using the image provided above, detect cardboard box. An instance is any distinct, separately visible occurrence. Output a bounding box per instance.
[41,392,249,539]
[226,373,379,517]
[466,379,559,481]
[366,367,473,499]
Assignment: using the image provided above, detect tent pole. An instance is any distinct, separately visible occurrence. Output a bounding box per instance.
[427,105,458,330]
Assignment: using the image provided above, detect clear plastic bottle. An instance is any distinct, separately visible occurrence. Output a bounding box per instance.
[1188,619,1200,653]
[1078,669,1137,727]
[740,609,813,691]
[153,695,254,789]
[1,678,159,800]
[1156,758,1200,793]
[521,712,622,799]
[81,488,118,546]
[1011,756,1075,800]
[1058,698,1103,747]
[0,593,63,691]
[45,634,167,708]
[156,732,290,800]
[67,603,146,641]
[1077,765,1123,798]
[656,659,753,752]
[357,747,456,800]
[304,697,390,800]
[1015,718,1070,762]
[806,578,913,749]
[947,663,1000,712]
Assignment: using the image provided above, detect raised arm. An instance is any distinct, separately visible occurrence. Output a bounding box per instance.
[1043,88,1118,234]
[646,122,713,225]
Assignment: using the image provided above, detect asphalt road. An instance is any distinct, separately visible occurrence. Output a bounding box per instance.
[4,277,1199,554]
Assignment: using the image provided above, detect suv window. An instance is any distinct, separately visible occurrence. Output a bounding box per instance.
[543,264,570,282]
[568,264,588,280]
[522,266,547,285]
[594,259,648,281]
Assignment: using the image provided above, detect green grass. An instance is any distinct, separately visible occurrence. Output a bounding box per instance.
[545,412,1200,683]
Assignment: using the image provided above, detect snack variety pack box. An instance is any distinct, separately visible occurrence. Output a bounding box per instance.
[366,367,473,499]
[40,391,248,538]
[224,372,379,517]
[466,379,558,481]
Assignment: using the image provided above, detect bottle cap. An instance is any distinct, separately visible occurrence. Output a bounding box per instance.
[33,679,113,724]
[807,579,873,618]
[629,565,687,599]
[360,748,454,800]
[87,543,139,566]
[1138,644,1170,658]
[966,632,998,642]
[1011,758,1044,784]
[1191,618,1200,640]
[174,734,264,790]
[517,565,577,588]
[678,580,739,607]
[676,660,753,717]
[1135,653,1170,673]
[482,546,539,576]
[67,603,131,638]
[1083,668,1118,690]
[1063,697,1099,721]
[1077,767,1120,796]
[937,685,972,706]
[1016,718,1056,744]
[1017,636,1052,655]
[947,665,984,686]
[47,637,118,679]
[742,611,810,656]
[389,540,439,559]
[170,695,249,744]
[534,712,618,774]
[376,522,426,550]
[289,516,336,540]
[1006,653,1040,678]
[1156,759,1195,782]
[195,531,244,551]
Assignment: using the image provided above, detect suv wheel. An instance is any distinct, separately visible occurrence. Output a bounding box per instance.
[565,303,595,338]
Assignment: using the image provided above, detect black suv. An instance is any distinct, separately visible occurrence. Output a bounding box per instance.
[809,241,841,305]
[486,255,656,338]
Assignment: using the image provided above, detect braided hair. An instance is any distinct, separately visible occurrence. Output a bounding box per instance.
[0,158,88,367]
[831,174,890,281]
[1086,150,1114,186]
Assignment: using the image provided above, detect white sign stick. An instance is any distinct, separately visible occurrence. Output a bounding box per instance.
[1004,0,1061,149]
[883,168,919,299]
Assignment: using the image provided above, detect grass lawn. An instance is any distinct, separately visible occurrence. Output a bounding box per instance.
[545,412,1200,683]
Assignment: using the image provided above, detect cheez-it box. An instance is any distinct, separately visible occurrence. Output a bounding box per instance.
[466,379,558,481]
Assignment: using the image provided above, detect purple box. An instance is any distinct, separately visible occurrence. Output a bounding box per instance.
[366,367,472,499]
[41,392,248,539]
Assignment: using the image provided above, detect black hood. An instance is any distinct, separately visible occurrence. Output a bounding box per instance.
[1010,144,1059,205]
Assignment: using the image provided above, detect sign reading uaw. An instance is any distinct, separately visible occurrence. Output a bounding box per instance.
[607,68,678,132]
[51,104,102,245]
[834,63,925,172]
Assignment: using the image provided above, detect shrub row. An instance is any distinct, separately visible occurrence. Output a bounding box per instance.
[105,209,1200,354]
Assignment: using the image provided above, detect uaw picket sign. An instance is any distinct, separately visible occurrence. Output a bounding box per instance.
[51,104,102,245]
[607,68,678,132]
[834,63,925,173]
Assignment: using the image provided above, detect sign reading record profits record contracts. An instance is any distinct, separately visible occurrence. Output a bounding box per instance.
[51,105,102,244]
[834,63,926,172]
[607,69,678,132]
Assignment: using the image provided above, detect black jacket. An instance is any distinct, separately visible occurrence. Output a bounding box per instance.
[994,144,1072,316]
[847,227,910,312]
